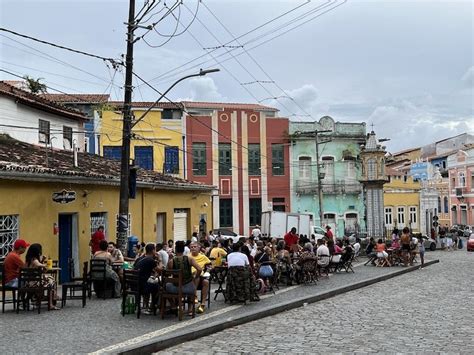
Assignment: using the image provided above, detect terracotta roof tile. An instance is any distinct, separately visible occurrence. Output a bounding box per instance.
[182,101,278,112]
[0,134,213,191]
[40,93,110,104]
[0,82,87,121]
[108,101,182,109]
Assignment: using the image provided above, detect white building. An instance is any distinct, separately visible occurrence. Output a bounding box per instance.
[0,81,86,151]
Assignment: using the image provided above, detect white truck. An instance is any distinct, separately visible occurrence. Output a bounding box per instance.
[261,211,325,239]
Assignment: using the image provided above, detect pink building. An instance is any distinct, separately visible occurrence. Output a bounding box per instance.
[448,146,474,227]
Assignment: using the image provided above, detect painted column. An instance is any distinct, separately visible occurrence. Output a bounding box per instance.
[242,112,250,233]
[212,111,220,229]
[260,113,268,211]
[231,111,240,232]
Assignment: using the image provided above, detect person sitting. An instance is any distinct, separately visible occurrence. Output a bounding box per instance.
[107,242,124,263]
[156,243,169,270]
[166,241,202,315]
[391,234,401,249]
[24,243,59,310]
[376,239,391,267]
[225,243,259,303]
[365,237,377,265]
[4,239,29,288]
[240,245,255,275]
[134,243,162,314]
[316,239,330,270]
[189,242,211,314]
[276,241,292,285]
[256,246,274,289]
[92,240,121,297]
[353,237,361,257]
[209,240,228,267]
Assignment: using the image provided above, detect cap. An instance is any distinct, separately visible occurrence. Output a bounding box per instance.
[13,239,30,249]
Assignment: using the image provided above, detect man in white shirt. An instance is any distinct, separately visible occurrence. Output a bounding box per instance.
[155,243,169,269]
[353,238,361,257]
[246,236,258,257]
[316,239,330,267]
[251,225,261,240]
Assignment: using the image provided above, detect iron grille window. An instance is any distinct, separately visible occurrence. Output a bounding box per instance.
[63,126,73,150]
[219,199,233,227]
[164,146,179,174]
[0,215,19,258]
[162,109,181,120]
[192,143,207,176]
[218,143,232,175]
[39,119,50,144]
[249,198,262,226]
[272,144,284,176]
[248,144,261,176]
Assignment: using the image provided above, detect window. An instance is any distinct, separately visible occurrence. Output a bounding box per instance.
[219,199,233,227]
[272,144,284,176]
[218,143,232,175]
[272,197,285,212]
[451,177,455,189]
[164,146,179,174]
[409,206,417,225]
[322,156,334,181]
[249,198,262,226]
[367,159,377,180]
[134,146,154,170]
[438,197,442,213]
[384,207,393,226]
[458,172,466,187]
[443,196,449,214]
[346,160,356,179]
[397,207,405,225]
[162,109,181,120]
[192,143,207,176]
[299,157,312,179]
[63,126,72,150]
[103,146,122,160]
[248,144,261,176]
[39,119,50,144]
[0,214,19,258]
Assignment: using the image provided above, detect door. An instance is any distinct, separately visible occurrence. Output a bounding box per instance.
[345,213,358,234]
[173,211,188,242]
[58,214,73,283]
[156,213,166,244]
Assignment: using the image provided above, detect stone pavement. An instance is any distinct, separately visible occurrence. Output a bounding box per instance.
[161,250,473,354]
[0,252,442,354]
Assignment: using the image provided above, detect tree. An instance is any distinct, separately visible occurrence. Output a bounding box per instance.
[23,75,47,94]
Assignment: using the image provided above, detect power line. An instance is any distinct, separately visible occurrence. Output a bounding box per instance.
[0,27,122,67]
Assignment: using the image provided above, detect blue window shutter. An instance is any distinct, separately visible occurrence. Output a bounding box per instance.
[103,146,122,160]
[164,146,179,174]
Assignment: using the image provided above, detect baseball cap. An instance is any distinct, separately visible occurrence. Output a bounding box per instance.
[14,239,30,249]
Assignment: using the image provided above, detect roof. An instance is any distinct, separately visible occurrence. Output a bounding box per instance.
[0,81,87,121]
[385,167,404,176]
[182,101,278,112]
[40,93,110,104]
[0,134,214,191]
[108,101,182,109]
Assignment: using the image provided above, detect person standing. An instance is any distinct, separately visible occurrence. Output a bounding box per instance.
[90,226,105,254]
[4,239,29,287]
[284,227,299,252]
[325,226,334,241]
[251,225,261,239]
[418,236,425,269]
[400,227,411,266]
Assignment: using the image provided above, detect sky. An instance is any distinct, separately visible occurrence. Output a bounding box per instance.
[0,0,472,153]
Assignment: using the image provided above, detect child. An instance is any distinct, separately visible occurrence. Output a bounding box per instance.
[418,236,425,269]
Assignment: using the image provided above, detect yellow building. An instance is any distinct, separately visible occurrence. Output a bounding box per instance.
[0,134,213,283]
[100,102,184,177]
[383,167,421,235]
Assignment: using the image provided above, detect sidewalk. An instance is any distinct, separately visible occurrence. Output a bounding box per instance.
[0,256,439,354]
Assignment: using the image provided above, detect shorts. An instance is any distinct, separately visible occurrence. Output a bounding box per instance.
[5,278,18,288]
[166,281,195,296]
[401,244,410,251]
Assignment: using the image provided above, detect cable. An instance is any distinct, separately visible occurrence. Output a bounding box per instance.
[137,0,312,87]
[0,27,122,67]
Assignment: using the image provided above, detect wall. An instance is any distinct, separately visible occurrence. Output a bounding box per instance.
[100,108,184,176]
[0,96,85,151]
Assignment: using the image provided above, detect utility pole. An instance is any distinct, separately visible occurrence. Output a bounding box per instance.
[315,131,325,226]
[117,0,136,252]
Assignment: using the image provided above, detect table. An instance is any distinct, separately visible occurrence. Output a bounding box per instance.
[210,266,227,301]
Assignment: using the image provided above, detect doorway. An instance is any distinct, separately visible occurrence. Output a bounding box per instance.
[58,214,78,283]
[156,213,166,244]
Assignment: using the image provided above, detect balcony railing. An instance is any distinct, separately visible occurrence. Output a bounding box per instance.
[295,179,362,195]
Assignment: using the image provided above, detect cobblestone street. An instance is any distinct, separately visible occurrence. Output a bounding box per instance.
[162,250,474,354]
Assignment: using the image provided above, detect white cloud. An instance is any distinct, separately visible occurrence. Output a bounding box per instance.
[187,77,225,102]
[461,66,474,87]
[269,84,321,118]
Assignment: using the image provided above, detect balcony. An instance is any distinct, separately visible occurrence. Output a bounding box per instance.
[295,179,362,195]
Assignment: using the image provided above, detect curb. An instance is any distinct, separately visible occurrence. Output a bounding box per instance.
[118,259,440,354]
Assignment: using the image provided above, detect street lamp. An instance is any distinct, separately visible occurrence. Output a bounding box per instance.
[116,68,220,252]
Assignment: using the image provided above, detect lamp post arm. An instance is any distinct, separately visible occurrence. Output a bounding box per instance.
[131,69,219,129]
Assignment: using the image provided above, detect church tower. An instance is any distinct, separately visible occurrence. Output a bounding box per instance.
[359,130,388,239]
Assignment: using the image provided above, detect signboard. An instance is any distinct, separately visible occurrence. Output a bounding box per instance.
[409,162,430,181]
[52,190,76,204]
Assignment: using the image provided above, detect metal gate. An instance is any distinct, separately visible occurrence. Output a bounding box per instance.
[90,212,107,238]
[0,215,19,258]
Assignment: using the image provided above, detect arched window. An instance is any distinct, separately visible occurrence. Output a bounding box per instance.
[443,196,449,214]
[438,197,441,212]
[458,172,466,187]
[299,156,312,180]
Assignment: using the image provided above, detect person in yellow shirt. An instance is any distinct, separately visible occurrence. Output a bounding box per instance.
[209,240,228,266]
[189,242,211,314]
